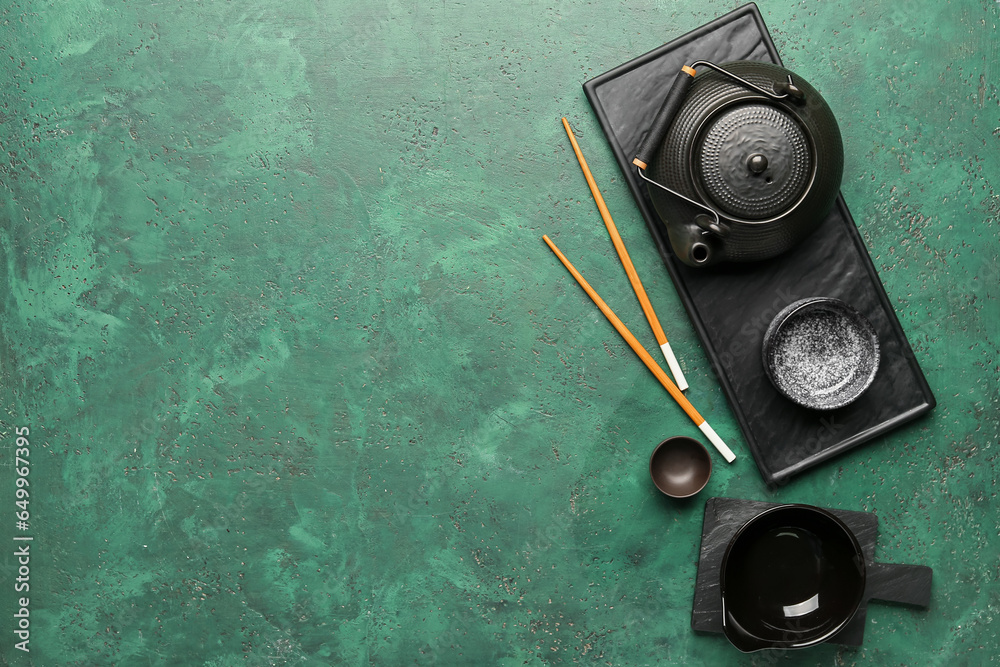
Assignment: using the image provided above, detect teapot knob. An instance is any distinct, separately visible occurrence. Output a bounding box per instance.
[746,153,768,174]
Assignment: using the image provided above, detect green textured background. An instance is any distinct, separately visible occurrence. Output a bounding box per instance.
[0,0,997,664]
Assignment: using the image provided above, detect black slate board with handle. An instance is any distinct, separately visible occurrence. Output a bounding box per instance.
[582,3,935,485]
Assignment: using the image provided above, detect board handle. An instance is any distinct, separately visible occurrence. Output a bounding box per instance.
[866,562,932,607]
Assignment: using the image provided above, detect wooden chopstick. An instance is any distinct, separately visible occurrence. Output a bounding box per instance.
[543,234,735,463]
[561,117,689,391]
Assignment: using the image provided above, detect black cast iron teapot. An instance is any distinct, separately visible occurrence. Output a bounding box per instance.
[632,61,843,268]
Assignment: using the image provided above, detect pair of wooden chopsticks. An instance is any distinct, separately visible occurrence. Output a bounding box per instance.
[547,119,734,463]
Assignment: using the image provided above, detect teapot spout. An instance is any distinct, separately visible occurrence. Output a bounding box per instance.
[665,218,721,267]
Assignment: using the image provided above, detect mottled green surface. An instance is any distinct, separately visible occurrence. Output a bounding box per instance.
[0,0,997,664]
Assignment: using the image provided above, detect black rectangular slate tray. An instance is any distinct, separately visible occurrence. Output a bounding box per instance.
[693,497,932,647]
[582,3,935,485]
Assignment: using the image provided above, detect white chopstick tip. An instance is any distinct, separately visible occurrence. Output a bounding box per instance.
[699,421,736,463]
[660,341,688,391]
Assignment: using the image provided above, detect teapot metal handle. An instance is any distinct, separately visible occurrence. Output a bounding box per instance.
[632,60,802,171]
[632,60,801,245]
[635,167,726,237]
[689,61,803,104]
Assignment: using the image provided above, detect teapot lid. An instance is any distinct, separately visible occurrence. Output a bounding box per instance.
[692,102,813,221]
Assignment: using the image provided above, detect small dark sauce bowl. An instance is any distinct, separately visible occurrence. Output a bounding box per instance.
[648,437,712,498]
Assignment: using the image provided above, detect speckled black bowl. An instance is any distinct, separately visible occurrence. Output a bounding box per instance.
[762,298,880,410]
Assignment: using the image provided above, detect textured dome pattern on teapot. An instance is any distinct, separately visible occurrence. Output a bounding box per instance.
[694,103,813,221]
